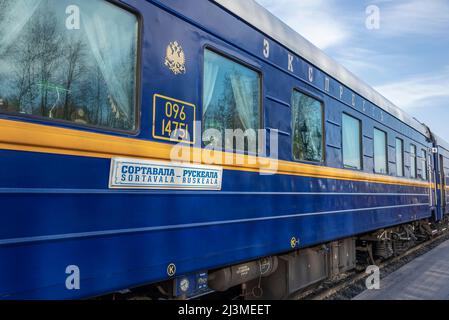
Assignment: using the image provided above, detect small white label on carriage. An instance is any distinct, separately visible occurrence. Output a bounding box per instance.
[109,158,223,190]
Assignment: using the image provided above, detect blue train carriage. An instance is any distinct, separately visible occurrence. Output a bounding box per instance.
[434,135,449,217]
[0,0,445,299]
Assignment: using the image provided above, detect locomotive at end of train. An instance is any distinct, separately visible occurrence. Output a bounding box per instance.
[0,0,448,300]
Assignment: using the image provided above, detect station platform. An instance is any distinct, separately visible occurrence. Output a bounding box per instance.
[354,240,449,300]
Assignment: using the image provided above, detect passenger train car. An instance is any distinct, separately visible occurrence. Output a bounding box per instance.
[0,0,448,299]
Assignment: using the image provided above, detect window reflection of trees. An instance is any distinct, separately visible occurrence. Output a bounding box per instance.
[203,50,261,152]
[0,0,137,131]
[292,92,323,162]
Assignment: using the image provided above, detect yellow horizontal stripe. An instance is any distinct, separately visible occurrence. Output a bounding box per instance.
[0,119,430,188]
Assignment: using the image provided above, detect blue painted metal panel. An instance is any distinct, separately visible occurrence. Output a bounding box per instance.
[0,149,431,299]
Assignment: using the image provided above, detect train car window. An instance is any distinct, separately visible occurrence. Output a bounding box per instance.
[421,149,428,181]
[410,144,417,178]
[374,128,388,174]
[396,138,404,177]
[342,114,362,170]
[0,0,138,131]
[203,49,261,152]
[291,90,324,162]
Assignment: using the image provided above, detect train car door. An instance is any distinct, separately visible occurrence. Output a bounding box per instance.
[429,151,436,212]
[432,148,443,221]
[440,154,447,215]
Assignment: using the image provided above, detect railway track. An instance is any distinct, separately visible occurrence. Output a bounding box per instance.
[292,230,449,300]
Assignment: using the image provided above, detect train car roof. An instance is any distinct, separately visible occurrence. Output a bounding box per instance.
[213,0,429,137]
[435,134,449,153]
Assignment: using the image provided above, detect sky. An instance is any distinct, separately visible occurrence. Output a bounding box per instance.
[256,0,449,141]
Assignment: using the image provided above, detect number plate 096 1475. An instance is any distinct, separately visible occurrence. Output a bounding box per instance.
[152,94,196,144]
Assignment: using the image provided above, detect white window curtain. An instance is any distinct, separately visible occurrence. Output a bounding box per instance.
[309,122,321,157]
[304,104,321,159]
[230,74,256,130]
[0,0,43,57]
[79,0,136,120]
[292,91,323,162]
[203,60,220,116]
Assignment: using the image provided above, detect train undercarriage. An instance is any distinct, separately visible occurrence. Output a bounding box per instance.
[100,216,449,300]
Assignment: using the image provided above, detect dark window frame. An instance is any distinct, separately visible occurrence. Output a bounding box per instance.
[290,88,326,164]
[0,0,142,136]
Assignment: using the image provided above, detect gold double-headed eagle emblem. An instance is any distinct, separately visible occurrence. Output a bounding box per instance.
[165,41,186,75]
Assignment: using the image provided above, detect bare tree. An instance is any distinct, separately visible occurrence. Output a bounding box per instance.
[10,23,40,112]
[61,36,86,119]
[85,65,105,126]
[0,0,10,27]
[94,66,104,125]
[0,0,13,59]
[29,7,62,116]
[113,42,138,129]
[8,6,62,115]
[13,40,38,112]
